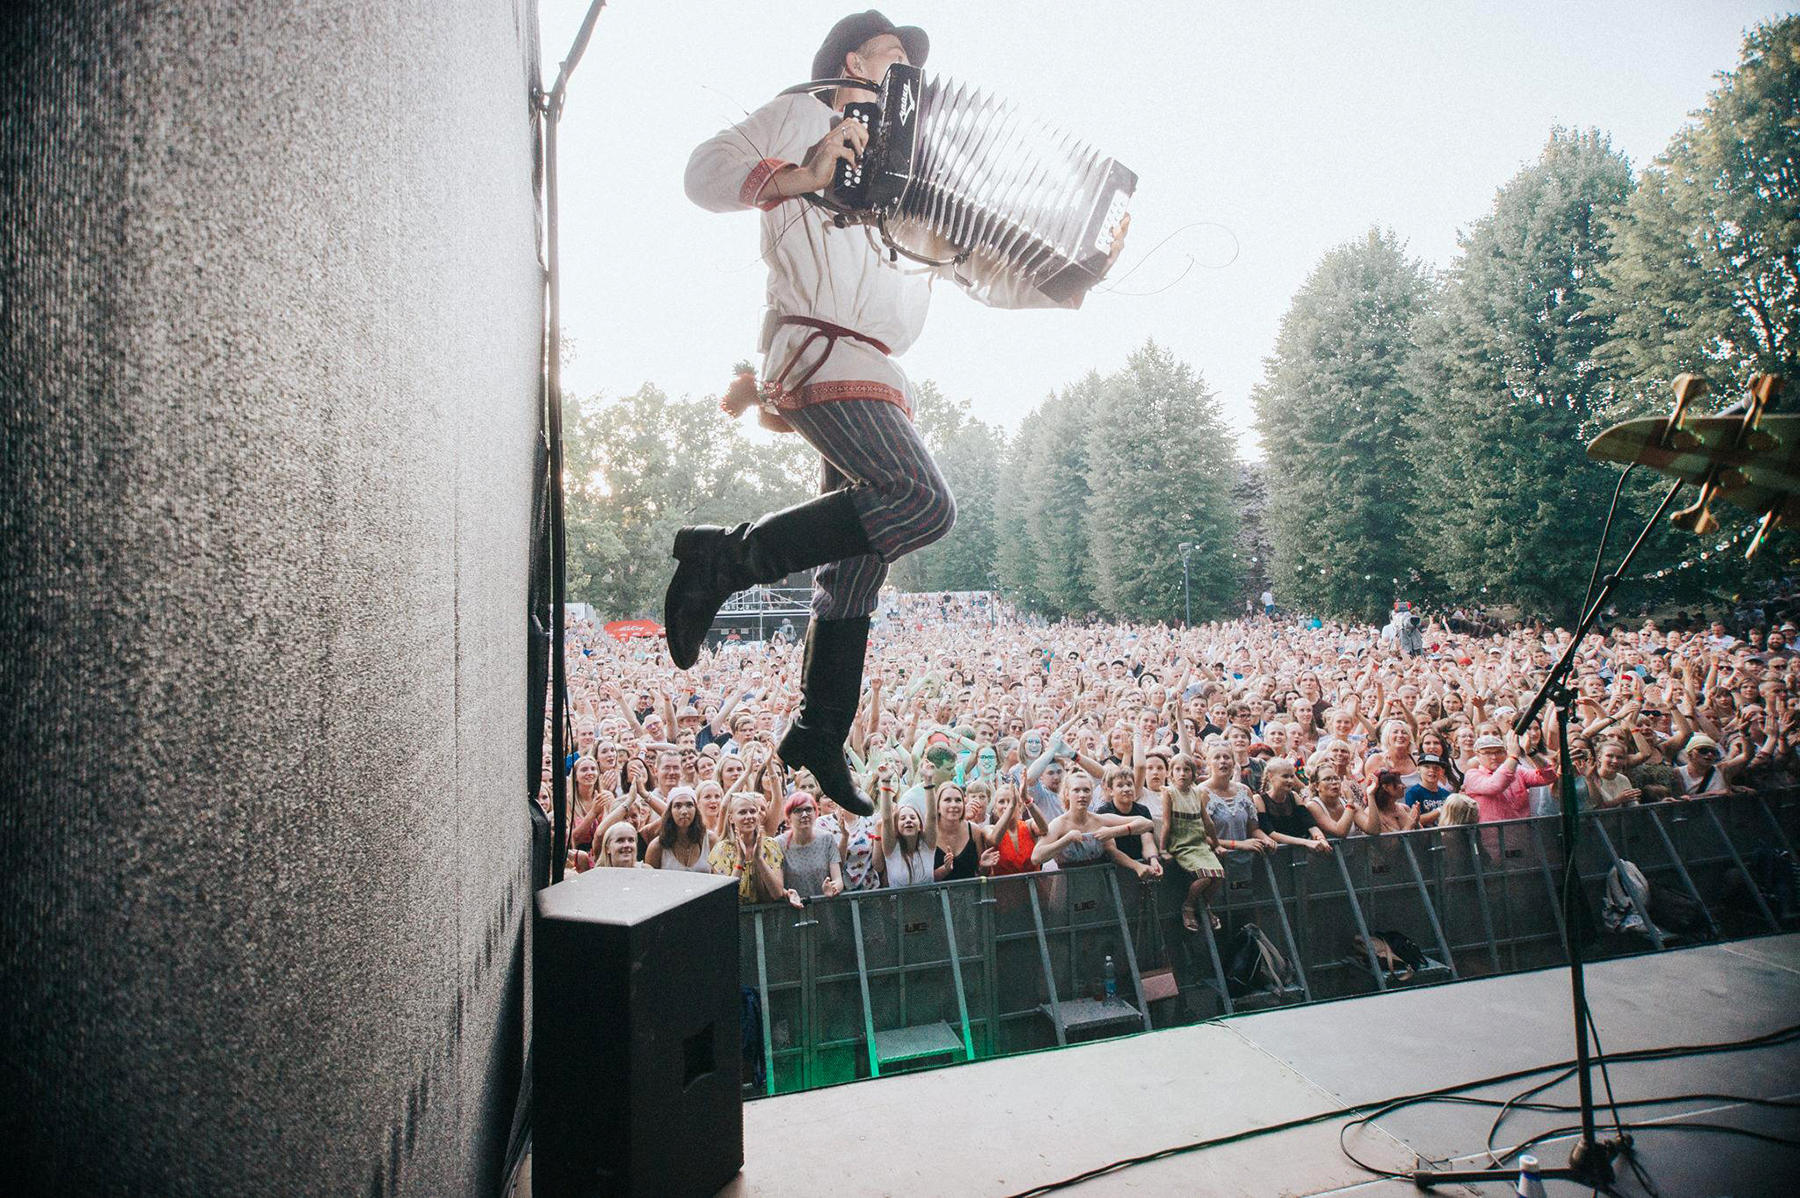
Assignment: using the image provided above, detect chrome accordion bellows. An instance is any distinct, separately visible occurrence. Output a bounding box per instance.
[835,65,1136,302]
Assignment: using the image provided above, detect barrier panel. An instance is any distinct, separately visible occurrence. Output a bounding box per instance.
[738,791,1800,1097]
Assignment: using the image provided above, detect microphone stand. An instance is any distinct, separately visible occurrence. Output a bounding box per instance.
[1412,476,1686,1190]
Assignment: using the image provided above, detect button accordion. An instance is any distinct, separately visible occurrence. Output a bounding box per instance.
[821,64,1136,302]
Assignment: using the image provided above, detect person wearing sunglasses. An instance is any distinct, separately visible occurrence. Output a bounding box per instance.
[1674,734,1742,798]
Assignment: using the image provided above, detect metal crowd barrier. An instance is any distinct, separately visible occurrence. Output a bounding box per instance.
[738,790,1800,1097]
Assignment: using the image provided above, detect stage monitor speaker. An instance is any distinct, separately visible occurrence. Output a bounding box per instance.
[533,868,742,1197]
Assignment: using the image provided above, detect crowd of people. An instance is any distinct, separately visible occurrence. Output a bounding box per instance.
[541,588,1800,931]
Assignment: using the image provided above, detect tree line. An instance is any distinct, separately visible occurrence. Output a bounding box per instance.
[1258,18,1796,622]
[563,18,1796,625]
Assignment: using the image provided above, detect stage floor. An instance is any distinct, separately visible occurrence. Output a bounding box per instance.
[724,934,1800,1197]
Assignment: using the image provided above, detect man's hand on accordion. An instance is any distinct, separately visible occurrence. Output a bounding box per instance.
[761,117,870,203]
[1103,213,1132,279]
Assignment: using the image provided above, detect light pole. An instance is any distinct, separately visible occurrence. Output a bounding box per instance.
[1178,542,1194,627]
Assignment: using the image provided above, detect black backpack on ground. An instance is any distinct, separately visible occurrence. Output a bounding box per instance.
[1226,922,1294,994]
[1648,884,1712,938]
[1378,928,1431,972]
[1723,847,1798,921]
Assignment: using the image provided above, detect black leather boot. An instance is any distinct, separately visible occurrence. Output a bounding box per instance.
[663,489,871,670]
[777,616,874,816]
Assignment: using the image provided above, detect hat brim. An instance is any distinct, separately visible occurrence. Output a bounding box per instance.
[895,25,929,68]
[811,20,929,83]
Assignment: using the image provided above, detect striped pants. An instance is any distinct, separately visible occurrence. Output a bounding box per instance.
[781,398,956,620]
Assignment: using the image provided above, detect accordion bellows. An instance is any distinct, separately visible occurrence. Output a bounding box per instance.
[844,65,1136,302]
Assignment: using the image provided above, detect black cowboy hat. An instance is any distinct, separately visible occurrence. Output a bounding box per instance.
[811,10,929,82]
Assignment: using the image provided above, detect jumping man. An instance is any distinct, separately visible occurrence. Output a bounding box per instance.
[667,10,1126,816]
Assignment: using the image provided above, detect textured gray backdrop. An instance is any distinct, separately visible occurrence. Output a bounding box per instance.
[1,2,543,1193]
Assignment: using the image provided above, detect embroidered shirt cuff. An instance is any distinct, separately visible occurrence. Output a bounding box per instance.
[740,158,794,210]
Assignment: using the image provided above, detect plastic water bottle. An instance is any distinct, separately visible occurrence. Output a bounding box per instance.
[1103,955,1117,999]
[1516,1154,1545,1198]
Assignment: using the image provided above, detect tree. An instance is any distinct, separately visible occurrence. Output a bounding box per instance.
[1253,229,1436,621]
[906,378,971,456]
[1085,341,1239,621]
[916,418,1005,591]
[1023,375,1103,617]
[1405,130,1637,620]
[1585,17,1800,599]
[1232,462,1274,612]
[561,384,814,616]
[1595,16,1799,409]
[888,380,1005,593]
[994,405,1048,610]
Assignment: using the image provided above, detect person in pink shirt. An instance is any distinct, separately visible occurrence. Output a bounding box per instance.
[1462,730,1559,822]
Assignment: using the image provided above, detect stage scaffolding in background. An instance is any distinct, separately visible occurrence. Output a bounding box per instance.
[714,587,814,643]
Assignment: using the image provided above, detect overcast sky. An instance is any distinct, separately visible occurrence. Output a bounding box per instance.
[538,1,1783,457]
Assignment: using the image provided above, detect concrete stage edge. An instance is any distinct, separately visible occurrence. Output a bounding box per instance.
[721,935,1800,1196]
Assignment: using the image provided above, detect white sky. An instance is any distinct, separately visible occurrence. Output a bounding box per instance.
[539,1,1783,458]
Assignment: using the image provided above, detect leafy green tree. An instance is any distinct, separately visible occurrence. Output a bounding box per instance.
[1595,16,1799,408]
[916,418,1005,591]
[1406,130,1636,621]
[1232,462,1274,612]
[1582,17,1800,602]
[560,386,614,605]
[1085,341,1238,621]
[906,378,970,455]
[1023,375,1103,617]
[994,405,1048,610]
[886,380,1005,593]
[1253,228,1436,621]
[561,385,813,616]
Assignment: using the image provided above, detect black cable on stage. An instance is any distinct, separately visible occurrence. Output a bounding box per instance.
[1340,1086,1800,1176]
[1340,1020,1800,1152]
[1575,1001,1647,1193]
[1002,1021,1800,1198]
[1587,1002,1628,1143]
[1471,1009,1641,1183]
[1484,1061,1576,1166]
[1333,1089,1800,1181]
[1491,1118,1800,1166]
[1337,1021,1800,1181]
